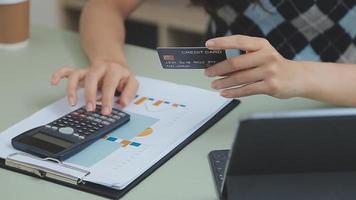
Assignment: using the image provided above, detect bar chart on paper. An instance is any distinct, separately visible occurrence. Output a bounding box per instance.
[0,76,233,191]
[65,94,189,168]
[132,94,187,112]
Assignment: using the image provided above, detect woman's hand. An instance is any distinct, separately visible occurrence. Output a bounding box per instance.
[205,35,307,99]
[51,60,139,115]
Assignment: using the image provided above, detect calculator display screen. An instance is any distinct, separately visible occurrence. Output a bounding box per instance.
[18,131,74,154]
[33,132,73,149]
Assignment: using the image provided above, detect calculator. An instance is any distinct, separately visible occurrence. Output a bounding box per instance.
[12,104,130,161]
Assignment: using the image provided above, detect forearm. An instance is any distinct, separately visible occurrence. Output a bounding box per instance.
[299,61,356,106]
[79,0,139,67]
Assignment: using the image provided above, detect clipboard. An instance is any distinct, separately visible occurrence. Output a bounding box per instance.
[0,100,240,199]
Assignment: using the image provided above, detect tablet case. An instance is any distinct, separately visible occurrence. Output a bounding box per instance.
[221,110,356,200]
[0,100,240,199]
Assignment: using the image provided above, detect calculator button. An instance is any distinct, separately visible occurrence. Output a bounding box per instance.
[89,129,95,133]
[77,109,85,113]
[94,118,102,123]
[93,124,104,130]
[45,125,51,129]
[73,133,79,137]
[92,113,100,118]
[59,127,74,135]
[112,115,121,120]
[79,136,85,140]
[118,113,126,117]
[70,115,79,119]
[87,116,95,121]
[107,118,116,123]
[51,126,58,130]
[101,121,110,126]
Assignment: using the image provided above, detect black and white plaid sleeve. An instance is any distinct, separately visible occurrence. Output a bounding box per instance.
[208,0,356,63]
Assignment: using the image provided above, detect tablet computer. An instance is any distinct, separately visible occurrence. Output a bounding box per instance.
[210,108,356,200]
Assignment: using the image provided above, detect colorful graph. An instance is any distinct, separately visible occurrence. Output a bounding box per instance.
[153,100,163,106]
[134,97,147,105]
[102,128,153,147]
[67,95,186,168]
[129,95,187,108]
[65,112,159,167]
[102,136,142,147]
[138,128,153,137]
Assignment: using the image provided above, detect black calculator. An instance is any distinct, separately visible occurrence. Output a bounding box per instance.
[12,104,130,161]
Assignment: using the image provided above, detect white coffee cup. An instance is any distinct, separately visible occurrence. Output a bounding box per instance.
[0,0,30,50]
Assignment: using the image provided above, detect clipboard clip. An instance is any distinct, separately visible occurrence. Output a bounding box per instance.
[5,152,90,185]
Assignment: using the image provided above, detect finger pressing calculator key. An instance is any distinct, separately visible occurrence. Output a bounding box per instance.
[11,104,130,161]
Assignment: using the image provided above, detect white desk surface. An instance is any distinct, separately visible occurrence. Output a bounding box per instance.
[0,26,329,200]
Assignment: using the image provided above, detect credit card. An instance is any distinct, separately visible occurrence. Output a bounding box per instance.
[157,47,226,69]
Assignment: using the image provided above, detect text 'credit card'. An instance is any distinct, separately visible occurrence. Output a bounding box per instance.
[157,47,227,69]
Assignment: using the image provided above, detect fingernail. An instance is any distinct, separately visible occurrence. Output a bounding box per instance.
[69,96,76,106]
[205,40,215,48]
[221,91,229,97]
[205,70,213,77]
[86,102,94,112]
[102,105,111,115]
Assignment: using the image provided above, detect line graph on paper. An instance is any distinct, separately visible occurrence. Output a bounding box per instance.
[65,94,189,168]
[129,94,190,127]
[65,112,159,168]
[127,95,189,113]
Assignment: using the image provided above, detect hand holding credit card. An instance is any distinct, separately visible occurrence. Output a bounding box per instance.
[157,47,227,69]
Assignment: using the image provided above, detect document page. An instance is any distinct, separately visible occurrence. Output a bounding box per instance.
[0,76,232,189]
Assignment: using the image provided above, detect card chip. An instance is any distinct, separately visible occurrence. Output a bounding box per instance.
[163,55,175,61]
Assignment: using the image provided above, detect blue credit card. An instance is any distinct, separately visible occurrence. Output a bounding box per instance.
[157,47,227,69]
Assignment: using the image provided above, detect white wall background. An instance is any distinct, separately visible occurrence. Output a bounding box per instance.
[30,0,61,28]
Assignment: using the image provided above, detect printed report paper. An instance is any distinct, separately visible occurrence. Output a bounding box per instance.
[0,76,232,190]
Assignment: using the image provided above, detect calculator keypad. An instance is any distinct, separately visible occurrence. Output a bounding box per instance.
[46,105,127,140]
